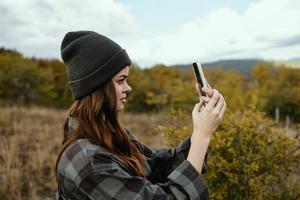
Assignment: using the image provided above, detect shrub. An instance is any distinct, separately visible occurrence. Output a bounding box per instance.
[157,108,300,199]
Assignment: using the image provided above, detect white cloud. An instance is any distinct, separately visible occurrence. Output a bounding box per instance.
[0,0,135,58]
[0,0,299,66]
[127,0,300,66]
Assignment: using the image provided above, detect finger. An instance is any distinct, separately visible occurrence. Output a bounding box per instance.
[199,98,205,109]
[202,87,214,97]
[195,83,205,102]
[195,82,200,93]
[213,94,224,114]
[192,100,205,114]
[200,96,210,104]
[200,96,210,107]
[205,89,220,110]
[218,99,227,120]
[200,104,205,112]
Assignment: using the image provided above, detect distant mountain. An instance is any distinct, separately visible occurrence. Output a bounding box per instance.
[171,59,264,75]
[171,58,300,76]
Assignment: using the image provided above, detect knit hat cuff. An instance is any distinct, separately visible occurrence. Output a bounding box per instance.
[69,49,131,99]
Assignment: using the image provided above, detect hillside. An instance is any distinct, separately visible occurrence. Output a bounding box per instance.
[171,59,264,75]
[171,58,300,75]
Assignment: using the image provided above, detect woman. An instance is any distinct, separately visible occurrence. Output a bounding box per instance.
[56,30,226,200]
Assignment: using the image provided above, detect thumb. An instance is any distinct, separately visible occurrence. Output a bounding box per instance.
[195,82,201,93]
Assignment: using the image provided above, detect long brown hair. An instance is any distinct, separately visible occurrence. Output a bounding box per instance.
[55,80,146,182]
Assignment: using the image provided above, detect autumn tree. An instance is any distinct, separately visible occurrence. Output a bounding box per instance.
[252,63,300,122]
[35,59,72,107]
[0,51,40,104]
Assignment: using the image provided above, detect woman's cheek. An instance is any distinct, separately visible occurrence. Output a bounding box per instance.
[117,85,122,94]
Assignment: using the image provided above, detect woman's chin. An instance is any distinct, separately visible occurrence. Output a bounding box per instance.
[116,104,125,111]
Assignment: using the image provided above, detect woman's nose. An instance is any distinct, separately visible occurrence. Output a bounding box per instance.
[126,85,132,93]
[124,82,132,93]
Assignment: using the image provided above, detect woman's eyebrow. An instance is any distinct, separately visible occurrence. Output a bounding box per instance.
[119,75,128,79]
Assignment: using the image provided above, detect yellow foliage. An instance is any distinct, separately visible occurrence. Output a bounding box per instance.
[158,108,300,199]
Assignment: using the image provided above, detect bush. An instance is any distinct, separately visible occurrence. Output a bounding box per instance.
[157,108,300,199]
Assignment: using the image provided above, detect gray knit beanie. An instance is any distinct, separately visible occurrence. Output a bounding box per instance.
[60,30,131,99]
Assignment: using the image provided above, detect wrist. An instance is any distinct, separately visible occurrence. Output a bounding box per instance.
[187,137,210,174]
[190,135,210,148]
[191,129,211,143]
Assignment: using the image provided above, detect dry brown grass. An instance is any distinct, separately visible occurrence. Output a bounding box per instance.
[120,112,169,149]
[0,105,66,200]
[0,105,169,199]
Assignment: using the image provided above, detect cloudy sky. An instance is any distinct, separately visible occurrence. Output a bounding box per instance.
[1,0,299,67]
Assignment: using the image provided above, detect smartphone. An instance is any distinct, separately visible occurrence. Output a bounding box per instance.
[192,61,207,97]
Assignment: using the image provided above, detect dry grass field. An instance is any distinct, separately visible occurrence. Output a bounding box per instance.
[0,104,170,200]
[2,104,298,199]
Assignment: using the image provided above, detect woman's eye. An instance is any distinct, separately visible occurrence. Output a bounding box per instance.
[118,79,125,84]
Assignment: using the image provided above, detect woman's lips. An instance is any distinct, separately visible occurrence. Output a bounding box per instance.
[120,98,127,103]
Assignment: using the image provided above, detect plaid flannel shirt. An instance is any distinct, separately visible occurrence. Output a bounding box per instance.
[56,125,209,200]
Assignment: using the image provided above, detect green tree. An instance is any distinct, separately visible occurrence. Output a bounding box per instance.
[0,53,40,104]
[125,64,158,112]
[35,59,72,107]
[252,63,300,122]
[126,64,187,112]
